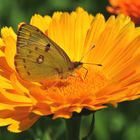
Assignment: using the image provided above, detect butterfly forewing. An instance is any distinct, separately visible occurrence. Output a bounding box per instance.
[15,24,73,81]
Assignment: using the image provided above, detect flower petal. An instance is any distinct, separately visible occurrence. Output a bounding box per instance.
[1,27,16,70]
[30,14,52,33]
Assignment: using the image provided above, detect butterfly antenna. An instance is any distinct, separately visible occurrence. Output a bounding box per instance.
[83,62,102,66]
[79,45,95,62]
[82,67,88,79]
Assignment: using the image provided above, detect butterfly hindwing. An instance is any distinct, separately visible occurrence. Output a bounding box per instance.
[15,24,73,81]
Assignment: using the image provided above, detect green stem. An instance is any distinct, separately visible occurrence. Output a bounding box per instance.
[82,113,95,140]
[65,115,81,140]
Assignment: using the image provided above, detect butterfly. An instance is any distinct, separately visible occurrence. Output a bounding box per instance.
[14,24,83,82]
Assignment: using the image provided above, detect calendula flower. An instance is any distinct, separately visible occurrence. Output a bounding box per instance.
[107,0,140,25]
[0,7,140,133]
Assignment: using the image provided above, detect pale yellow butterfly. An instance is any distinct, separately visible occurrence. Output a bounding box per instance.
[14,24,83,82]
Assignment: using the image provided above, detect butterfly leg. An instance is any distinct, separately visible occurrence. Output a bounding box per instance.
[82,67,88,79]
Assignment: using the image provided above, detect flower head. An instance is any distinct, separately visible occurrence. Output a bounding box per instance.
[0,7,140,132]
[107,0,140,25]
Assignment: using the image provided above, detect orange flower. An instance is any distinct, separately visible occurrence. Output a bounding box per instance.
[107,0,140,25]
[0,7,140,132]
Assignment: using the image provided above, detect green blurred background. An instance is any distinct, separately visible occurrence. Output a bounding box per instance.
[0,0,140,140]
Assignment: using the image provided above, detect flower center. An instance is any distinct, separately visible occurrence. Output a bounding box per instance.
[41,69,107,95]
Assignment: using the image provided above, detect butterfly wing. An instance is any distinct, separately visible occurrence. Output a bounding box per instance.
[15,24,73,81]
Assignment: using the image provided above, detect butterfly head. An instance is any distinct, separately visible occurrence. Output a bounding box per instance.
[72,61,83,69]
[68,61,83,72]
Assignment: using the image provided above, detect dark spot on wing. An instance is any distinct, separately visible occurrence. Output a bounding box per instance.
[35,47,39,50]
[45,47,50,52]
[29,50,32,54]
[36,55,44,64]
[27,71,31,75]
[45,43,51,52]
[23,59,26,63]
[47,43,51,47]
[24,65,27,69]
